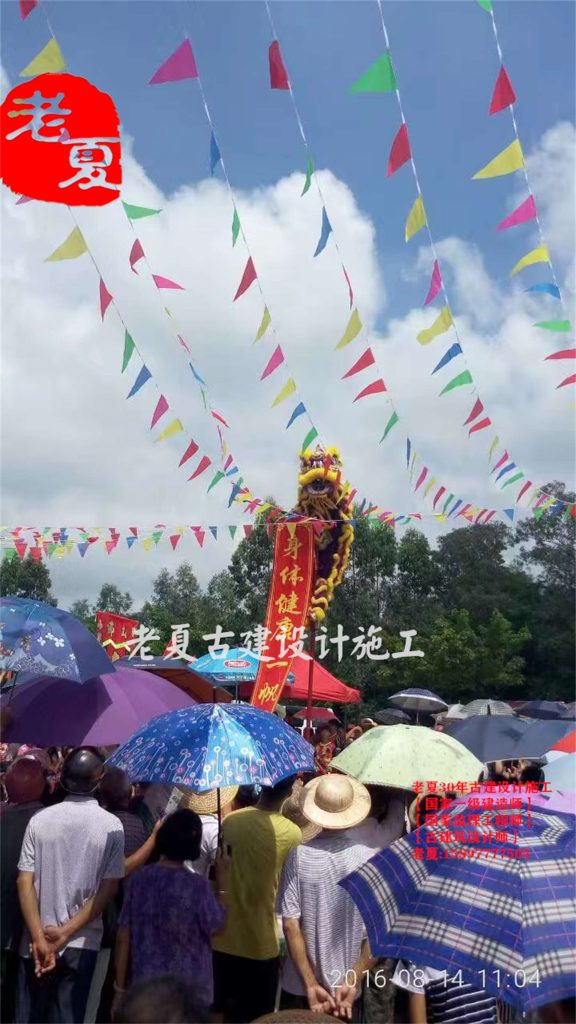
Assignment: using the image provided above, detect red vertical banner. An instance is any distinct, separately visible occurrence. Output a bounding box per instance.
[250,524,315,714]
[96,611,139,661]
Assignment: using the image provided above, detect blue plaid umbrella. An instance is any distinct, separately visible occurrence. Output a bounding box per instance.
[341,795,575,1012]
[107,702,315,789]
[0,597,115,683]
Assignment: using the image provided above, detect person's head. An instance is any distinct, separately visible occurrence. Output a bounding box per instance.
[317,726,331,744]
[301,774,371,831]
[4,756,47,805]
[231,784,260,811]
[328,719,340,736]
[60,747,105,796]
[346,726,363,745]
[155,809,202,863]
[489,759,521,783]
[115,975,206,1023]
[99,766,132,812]
[520,761,546,789]
[365,784,391,822]
[258,775,296,810]
[360,718,377,733]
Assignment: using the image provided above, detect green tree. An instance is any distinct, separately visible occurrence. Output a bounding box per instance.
[202,570,248,639]
[0,554,56,603]
[388,528,438,630]
[228,523,273,627]
[69,599,96,633]
[95,584,133,615]
[139,564,204,655]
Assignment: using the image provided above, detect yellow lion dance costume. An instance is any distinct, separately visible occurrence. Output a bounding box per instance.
[295,445,354,623]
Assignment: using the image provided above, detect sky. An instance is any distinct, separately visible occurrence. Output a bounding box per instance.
[1,0,575,611]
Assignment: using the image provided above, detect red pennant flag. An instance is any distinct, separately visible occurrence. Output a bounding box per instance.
[557,373,576,389]
[458,503,472,518]
[269,40,289,89]
[99,278,113,320]
[129,238,145,273]
[463,398,484,425]
[342,349,375,379]
[545,349,576,360]
[432,486,446,509]
[149,39,198,84]
[15,540,27,560]
[188,455,211,480]
[492,451,509,473]
[353,379,387,402]
[129,527,138,536]
[233,257,257,301]
[343,265,354,309]
[152,275,184,290]
[169,534,181,550]
[387,124,411,177]
[19,0,38,17]
[469,416,491,436]
[224,454,234,471]
[415,467,428,491]
[192,528,205,548]
[517,480,532,502]
[150,395,169,429]
[475,509,488,524]
[244,525,253,539]
[484,511,496,524]
[489,65,516,114]
[212,411,230,428]
[30,546,42,562]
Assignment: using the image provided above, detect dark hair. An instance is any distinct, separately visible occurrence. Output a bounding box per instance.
[155,809,202,862]
[115,975,205,1023]
[260,775,295,805]
[99,766,132,812]
[233,785,260,810]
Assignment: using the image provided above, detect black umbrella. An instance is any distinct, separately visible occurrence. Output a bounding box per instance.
[446,716,574,763]
[374,707,412,726]
[517,700,567,720]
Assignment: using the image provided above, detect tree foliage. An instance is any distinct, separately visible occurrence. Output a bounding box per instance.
[0,555,56,604]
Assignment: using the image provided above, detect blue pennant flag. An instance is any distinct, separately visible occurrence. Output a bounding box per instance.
[525,283,561,299]
[286,402,306,429]
[503,508,515,522]
[209,526,218,540]
[127,366,151,399]
[189,362,206,386]
[406,438,411,467]
[448,499,463,516]
[77,543,89,558]
[228,478,244,507]
[210,132,221,175]
[313,207,332,257]
[432,343,462,374]
[126,536,137,548]
[496,462,516,482]
[225,465,239,476]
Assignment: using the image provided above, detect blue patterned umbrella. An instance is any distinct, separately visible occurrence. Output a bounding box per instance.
[0,597,115,683]
[340,795,576,1012]
[106,702,315,789]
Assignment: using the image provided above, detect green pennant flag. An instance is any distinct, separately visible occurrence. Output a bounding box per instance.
[302,426,318,451]
[440,370,473,396]
[380,411,399,442]
[442,493,454,515]
[350,53,397,93]
[207,470,226,492]
[121,331,135,373]
[533,506,546,521]
[152,531,163,544]
[201,390,207,410]
[229,525,237,539]
[534,320,572,332]
[232,209,241,247]
[47,543,57,558]
[476,0,493,10]
[301,155,314,196]
[501,471,524,489]
[122,202,162,220]
[2,548,16,562]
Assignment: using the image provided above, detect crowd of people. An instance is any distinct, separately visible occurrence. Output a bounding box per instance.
[0,732,572,1024]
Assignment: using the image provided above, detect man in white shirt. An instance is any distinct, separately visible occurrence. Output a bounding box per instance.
[180,784,238,878]
[16,748,125,1024]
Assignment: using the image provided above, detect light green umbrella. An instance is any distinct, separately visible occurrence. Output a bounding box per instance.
[331,724,482,791]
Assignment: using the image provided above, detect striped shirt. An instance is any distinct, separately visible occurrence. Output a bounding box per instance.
[393,962,498,1023]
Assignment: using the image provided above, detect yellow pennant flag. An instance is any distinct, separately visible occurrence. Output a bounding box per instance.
[510,245,550,277]
[417,305,453,345]
[45,227,87,262]
[405,196,427,242]
[472,139,524,179]
[255,307,271,342]
[336,309,363,350]
[435,513,447,522]
[271,377,296,407]
[488,436,500,461]
[20,38,66,77]
[55,544,67,558]
[154,418,183,442]
[423,475,437,498]
[142,537,154,551]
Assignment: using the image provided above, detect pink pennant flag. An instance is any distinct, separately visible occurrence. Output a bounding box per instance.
[415,467,428,491]
[224,454,234,471]
[177,334,191,353]
[484,511,496,524]
[353,379,387,402]
[19,0,37,17]
[192,528,205,548]
[423,260,442,306]
[557,373,576,389]
[150,395,169,429]
[188,455,211,480]
[179,439,199,467]
[99,278,113,320]
[261,345,284,380]
[489,65,516,114]
[130,238,145,273]
[545,349,576,360]
[212,410,230,428]
[517,480,532,502]
[149,39,198,84]
[233,257,257,301]
[492,451,509,473]
[244,525,253,539]
[153,274,184,290]
[458,503,473,518]
[343,265,354,309]
[387,124,411,177]
[469,416,491,436]
[474,509,488,524]
[433,486,446,509]
[342,349,375,379]
[496,195,536,231]
[269,40,289,89]
[169,534,181,550]
[105,541,115,555]
[463,397,484,426]
[16,194,33,205]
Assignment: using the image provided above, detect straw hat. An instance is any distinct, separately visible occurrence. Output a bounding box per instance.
[180,784,238,815]
[281,791,322,843]
[301,774,371,830]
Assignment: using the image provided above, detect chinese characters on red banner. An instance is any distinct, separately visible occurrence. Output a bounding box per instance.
[96,612,139,662]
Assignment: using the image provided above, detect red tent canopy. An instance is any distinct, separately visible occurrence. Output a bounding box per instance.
[240,655,360,705]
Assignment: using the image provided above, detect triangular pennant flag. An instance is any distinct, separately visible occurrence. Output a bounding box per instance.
[314,208,332,257]
[496,462,516,482]
[20,1,38,18]
[232,209,241,246]
[387,123,411,177]
[127,365,151,398]
[210,132,221,175]
[244,525,253,539]
[99,279,113,320]
[122,202,162,220]
[272,378,296,407]
[557,374,576,389]
[2,549,17,562]
[510,246,550,276]
[45,227,87,262]
[302,426,319,450]
[170,534,181,550]
[234,258,257,300]
[417,305,453,345]
[423,475,437,498]
[188,455,211,480]
[380,411,399,442]
[525,282,560,299]
[415,467,428,491]
[489,66,516,114]
[255,306,271,342]
[343,266,354,309]
[129,238,145,272]
[286,403,306,429]
[492,451,509,474]
[342,349,375,379]
[432,343,462,374]
[149,39,198,84]
[208,471,226,492]
[503,508,516,523]
[534,320,572,332]
[405,195,427,242]
[496,195,536,231]
[516,480,532,503]
[353,379,386,402]
[150,395,169,429]
[489,437,501,461]
[77,542,89,558]
[545,349,576,360]
[423,260,442,306]
[406,439,411,467]
[229,526,237,539]
[20,38,66,77]
[350,53,397,93]
[501,471,524,489]
[473,140,524,179]
[469,416,491,436]
[336,309,363,349]
[463,397,484,425]
[209,527,218,540]
[476,0,493,10]
[142,537,153,551]
[439,370,473,395]
[261,345,284,380]
[122,332,135,372]
[212,410,230,428]
[15,540,28,560]
[433,486,447,509]
[189,361,204,382]
[153,275,184,290]
[301,155,314,196]
[269,40,289,89]
[125,535,136,548]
